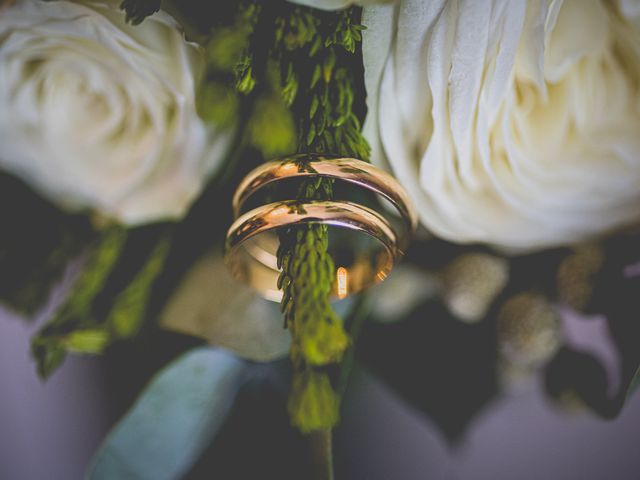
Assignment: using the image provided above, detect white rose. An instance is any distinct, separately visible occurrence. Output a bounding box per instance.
[0,0,234,225]
[363,0,640,250]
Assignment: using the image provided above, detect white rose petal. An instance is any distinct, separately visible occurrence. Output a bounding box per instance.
[364,0,640,250]
[0,0,234,225]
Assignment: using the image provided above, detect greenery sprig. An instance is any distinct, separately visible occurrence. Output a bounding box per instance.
[269,5,370,432]
[31,225,172,378]
[205,1,369,432]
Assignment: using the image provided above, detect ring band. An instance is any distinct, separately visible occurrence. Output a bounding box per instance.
[232,155,417,249]
[225,200,398,302]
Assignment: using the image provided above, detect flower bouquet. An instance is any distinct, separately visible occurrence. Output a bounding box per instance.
[1,0,639,478]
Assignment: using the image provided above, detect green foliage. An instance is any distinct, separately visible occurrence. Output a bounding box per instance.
[288,369,340,434]
[246,93,297,157]
[205,2,369,431]
[198,2,298,158]
[198,82,240,129]
[205,5,259,72]
[31,226,173,378]
[235,59,257,95]
[202,3,260,96]
[269,5,369,432]
[115,0,369,434]
[31,225,126,378]
[275,9,318,51]
[108,235,171,338]
[278,220,349,367]
[119,0,160,25]
[63,329,110,354]
[275,7,369,159]
[197,4,258,137]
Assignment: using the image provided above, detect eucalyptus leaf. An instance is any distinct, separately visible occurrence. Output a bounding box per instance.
[89,347,248,480]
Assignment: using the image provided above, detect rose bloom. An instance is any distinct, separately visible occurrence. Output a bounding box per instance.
[0,0,233,225]
[363,0,640,250]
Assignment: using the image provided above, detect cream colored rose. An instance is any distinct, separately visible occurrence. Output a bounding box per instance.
[0,0,234,225]
[363,0,640,250]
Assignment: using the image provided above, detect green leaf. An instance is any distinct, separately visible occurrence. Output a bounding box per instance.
[63,329,109,354]
[108,234,172,338]
[311,65,322,88]
[206,28,253,72]
[30,338,66,379]
[31,226,174,378]
[197,82,239,128]
[306,122,317,146]
[67,226,127,315]
[309,95,319,119]
[246,95,296,157]
[31,226,126,377]
[88,348,247,480]
[236,64,256,94]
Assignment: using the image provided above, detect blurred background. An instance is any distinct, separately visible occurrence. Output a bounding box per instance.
[3,295,640,480]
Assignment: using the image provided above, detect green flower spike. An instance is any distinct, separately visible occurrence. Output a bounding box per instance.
[288,368,340,434]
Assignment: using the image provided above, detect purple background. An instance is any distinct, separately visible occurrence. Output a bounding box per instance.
[0,308,111,480]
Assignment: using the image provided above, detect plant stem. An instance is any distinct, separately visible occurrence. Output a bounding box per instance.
[309,429,334,480]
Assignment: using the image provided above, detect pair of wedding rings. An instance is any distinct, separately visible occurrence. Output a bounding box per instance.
[224,155,417,302]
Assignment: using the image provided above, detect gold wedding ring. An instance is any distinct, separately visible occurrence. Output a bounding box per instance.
[224,155,416,301]
[225,200,398,301]
[232,154,418,246]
